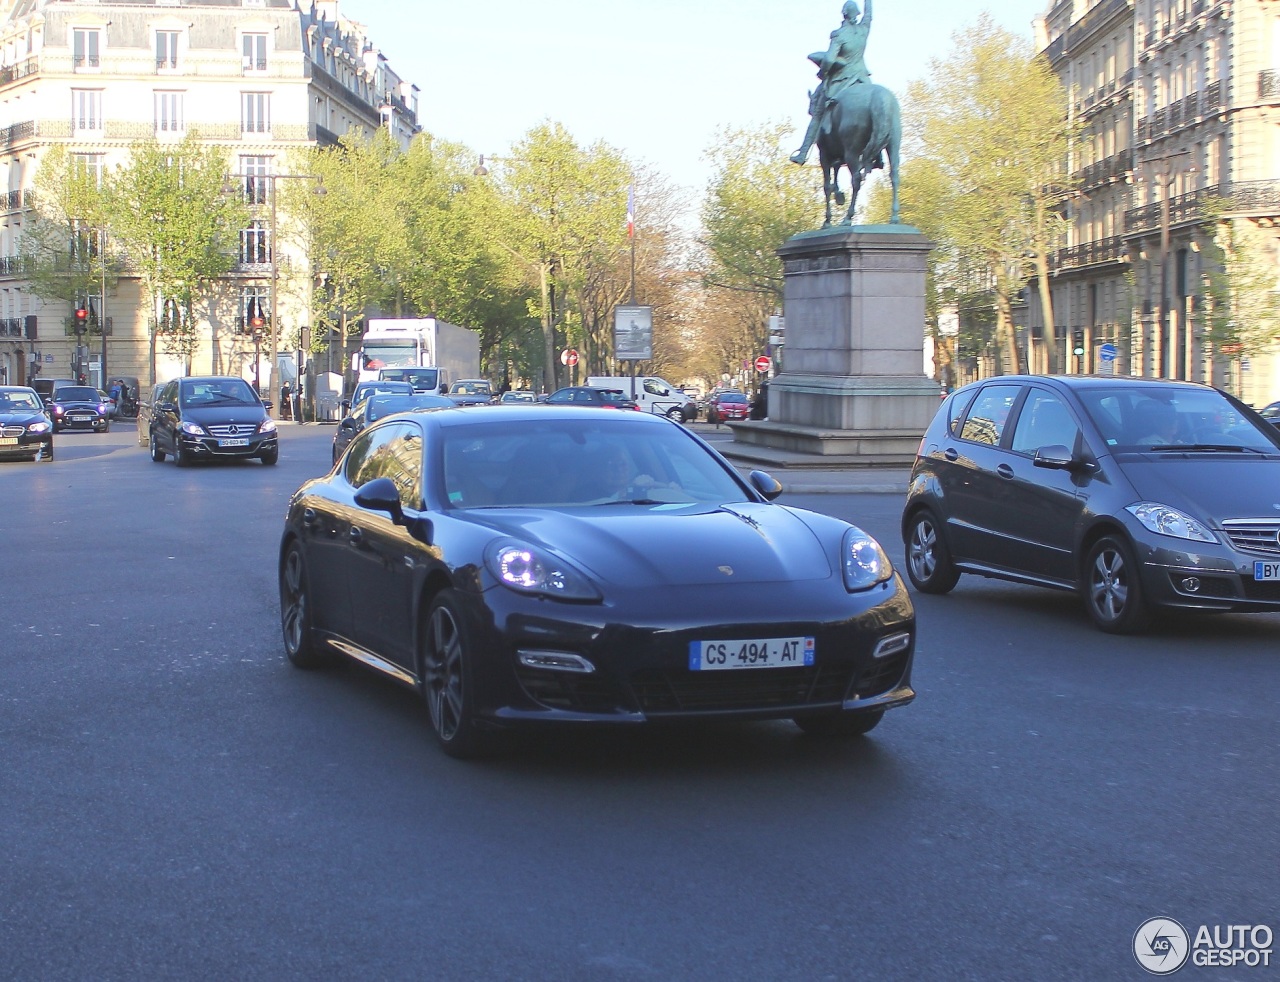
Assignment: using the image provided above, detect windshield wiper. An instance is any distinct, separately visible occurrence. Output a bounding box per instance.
[596,497,664,506]
[1147,444,1267,454]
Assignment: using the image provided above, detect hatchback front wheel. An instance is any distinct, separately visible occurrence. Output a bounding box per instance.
[905,509,960,594]
[1083,535,1151,634]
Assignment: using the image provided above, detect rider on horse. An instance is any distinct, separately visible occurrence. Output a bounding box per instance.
[791,0,873,165]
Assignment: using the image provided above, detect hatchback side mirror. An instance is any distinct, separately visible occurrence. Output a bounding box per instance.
[1032,445,1076,470]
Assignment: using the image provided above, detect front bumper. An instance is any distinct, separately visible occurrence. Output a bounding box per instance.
[0,431,53,459]
[1131,525,1280,614]
[179,432,277,459]
[54,410,108,430]
[460,573,917,728]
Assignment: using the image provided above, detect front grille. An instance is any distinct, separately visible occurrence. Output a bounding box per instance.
[1221,520,1280,557]
[515,666,626,714]
[630,664,856,714]
[207,423,257,438]
[1,425,24,437]
[851,651,911,699]
[1240,579,1280,602]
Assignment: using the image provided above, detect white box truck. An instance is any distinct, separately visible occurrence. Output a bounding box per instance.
[352,317,481,394]
[587,376,697,422]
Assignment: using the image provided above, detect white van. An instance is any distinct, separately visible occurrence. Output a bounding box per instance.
[377,366,451,397]
[586,376,696,422]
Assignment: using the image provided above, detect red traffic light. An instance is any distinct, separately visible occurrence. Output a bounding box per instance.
[250,316,265,328]
[75,308,88,321]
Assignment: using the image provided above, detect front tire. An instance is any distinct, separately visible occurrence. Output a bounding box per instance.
[149,432,165,462]
[1083,535,1151,634]
[793,710,884,737]
[905,509,960,594]
[420,590,493,759]
[173,440,191,467]
[280,541,325,668]
[260,446,279,466]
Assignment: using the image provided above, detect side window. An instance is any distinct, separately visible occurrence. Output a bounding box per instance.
[946,389,977,437]
[345,422,422,508]
[959,384,1023,446]
[1010,390,1080,454]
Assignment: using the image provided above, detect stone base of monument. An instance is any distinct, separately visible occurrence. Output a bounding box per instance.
[727,225,937,467]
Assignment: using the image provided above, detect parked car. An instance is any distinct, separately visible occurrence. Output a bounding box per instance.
[46,385,111,433]
[279,406,916,758]
[902,374,1280,633]
[340,379,414,415]
[0,386,53,462]
[544,386,640,410]
[1257,400,1280,426]
[332,392,453,464]
[148,375,278,466]
[706,390,750,425]
[448,379,495,406]
[499,390,538,404]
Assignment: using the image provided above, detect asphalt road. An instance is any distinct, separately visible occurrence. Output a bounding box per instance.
[2,421,1276,981]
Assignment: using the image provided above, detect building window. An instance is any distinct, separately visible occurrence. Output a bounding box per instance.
[240,155,270,204]
[155,91,184,133]
[71,153,104,185]
[239,286,270,334]
[242,33,267,72]
[240,221,270,264]
[156,31,180,71]
[72,90,103,132]
[241,92,269,134]
[70,220,100,262]
[72,28,100,70]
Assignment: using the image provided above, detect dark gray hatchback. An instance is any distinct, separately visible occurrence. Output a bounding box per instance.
[902,375,1280,633]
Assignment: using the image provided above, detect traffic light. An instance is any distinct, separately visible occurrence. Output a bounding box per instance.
[74,307,88,334]
[1072,330,1085,356]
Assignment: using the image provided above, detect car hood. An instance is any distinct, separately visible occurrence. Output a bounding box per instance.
[180,405,268,425]
[467,501,834,587]
[1121,455,1280,522]
[0,410,44,424]
[53,399,103,409]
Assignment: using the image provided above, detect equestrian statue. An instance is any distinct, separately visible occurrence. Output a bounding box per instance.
[791,0,902,227]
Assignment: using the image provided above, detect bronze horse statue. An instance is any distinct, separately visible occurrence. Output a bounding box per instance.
[815,82,901,227]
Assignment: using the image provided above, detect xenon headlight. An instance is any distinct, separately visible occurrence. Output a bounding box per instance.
[1125,502,1216,543]
[485,541,602,602]
[842,526,894,591]
[180,421,205,436]
[258,418,277,434]
[26,421,51,434]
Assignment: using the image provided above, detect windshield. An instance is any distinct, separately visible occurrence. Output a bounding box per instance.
[1077,386,1280,453]
[180,379,258,407]
[0,390,41,410]
[442,416,750,509]
[717,393,748,405]
[368,394,452,421]
[379,368,440,390]
[452,381,491,395]
[363,340,420,369]
[53,387,99,402]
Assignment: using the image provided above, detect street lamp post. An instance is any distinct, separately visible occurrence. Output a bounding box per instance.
[251,323,263,395]
[1145,151,1197,379]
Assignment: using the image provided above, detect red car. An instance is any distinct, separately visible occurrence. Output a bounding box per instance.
[706,391,750,424]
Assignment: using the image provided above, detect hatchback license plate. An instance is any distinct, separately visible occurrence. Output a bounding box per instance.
[70,415,91,421]
[689,636,814,671]
[219,438,249,447]
[1254,561,1280,581]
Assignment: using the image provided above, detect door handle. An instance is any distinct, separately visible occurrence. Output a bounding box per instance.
[349,527,364,544]
[944,447,959,461]
[302,507,317,526]
[997,463,1014,479]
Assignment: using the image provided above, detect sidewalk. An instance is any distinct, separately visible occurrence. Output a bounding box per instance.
[714,439,913,494]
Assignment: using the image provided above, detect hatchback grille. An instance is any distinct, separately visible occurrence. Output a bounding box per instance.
[630,664,856,714]
[1221,520,1280,557]
[207,423,255,438]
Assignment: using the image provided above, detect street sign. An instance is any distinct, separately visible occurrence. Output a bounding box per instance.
[1098,342,1117,362]
[560,348,579,367]
[754,355,771,373]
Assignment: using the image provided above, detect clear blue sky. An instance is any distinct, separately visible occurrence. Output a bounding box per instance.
[349,0,1048,194]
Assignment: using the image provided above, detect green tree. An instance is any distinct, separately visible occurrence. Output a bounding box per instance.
[1202,215,1280,393]
[107,136,248,381]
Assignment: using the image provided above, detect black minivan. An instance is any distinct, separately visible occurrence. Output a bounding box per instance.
[149,375,278,466]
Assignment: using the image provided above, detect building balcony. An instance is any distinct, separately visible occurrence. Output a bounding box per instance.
[1049,235,1127,272]
[0,57,38,90]
[1261,70,1279,102]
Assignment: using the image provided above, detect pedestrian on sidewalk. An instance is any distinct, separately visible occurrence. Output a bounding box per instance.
[280,381,293,420]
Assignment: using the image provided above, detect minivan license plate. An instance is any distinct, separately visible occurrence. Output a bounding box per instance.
[219,438,249,447]
[689,637,814,671]
[1254,561,1280,581]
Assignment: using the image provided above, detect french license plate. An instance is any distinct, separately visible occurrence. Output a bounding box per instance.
[70,415,91,421]
[689,636,814,671]
[219,438,249,447]
[1254,561,1280,581]
[0,437,16,446]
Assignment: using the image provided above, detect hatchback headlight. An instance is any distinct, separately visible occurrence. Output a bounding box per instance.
[842,526,894,591]
[1125,502,1217,543]
[26,421,50,434]
[258,418,277,434]
[180,421,205,436]
[484,540,601,602]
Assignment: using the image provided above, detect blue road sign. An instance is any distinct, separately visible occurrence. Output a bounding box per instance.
[1098,342,1118,362]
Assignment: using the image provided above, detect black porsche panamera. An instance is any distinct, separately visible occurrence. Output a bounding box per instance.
[279,406,917,758]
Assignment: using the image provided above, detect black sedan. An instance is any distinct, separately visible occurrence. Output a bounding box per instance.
[281,407,916,758]
[47,385,111,433]
[544,386,640,410]
[332,392,453,463]
[0,386,54,462]
[902,374,1280,633]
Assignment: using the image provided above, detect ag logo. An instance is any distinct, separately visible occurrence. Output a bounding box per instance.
[1134,917,1190,975]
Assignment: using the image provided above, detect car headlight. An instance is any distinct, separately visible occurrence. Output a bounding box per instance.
[26,421,50,434]
[1125,502,1217,543]
[180,421,205,436]
[484,540,601,602]
[258,418,277,434]
[842,526,894,591]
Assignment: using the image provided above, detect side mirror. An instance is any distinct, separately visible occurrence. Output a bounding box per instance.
[748,469,784,501]
[340,399,351,413]
[353,476,433,544]
[1032,445,1075,470]
[156,401,177,412]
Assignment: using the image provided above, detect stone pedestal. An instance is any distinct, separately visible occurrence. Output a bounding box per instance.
[730,226,940,465]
